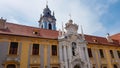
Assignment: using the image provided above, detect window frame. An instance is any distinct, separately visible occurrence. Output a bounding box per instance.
[87,48,93,57]
[51,45,57,56]
[110,50,114,58]
[117,51,120,58]
[32,44,40,55]
[99,49,104,58]
[9,42,18,55]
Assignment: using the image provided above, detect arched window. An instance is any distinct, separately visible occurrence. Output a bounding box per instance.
[7,64,16,68]
[72,42,76,56]
[49,23,52,30]
[41,24,43,28]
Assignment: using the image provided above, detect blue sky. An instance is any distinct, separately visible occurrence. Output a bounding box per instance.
[0,0,120,37]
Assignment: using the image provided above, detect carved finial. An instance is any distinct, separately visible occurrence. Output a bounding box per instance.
[59,29,62,37]
[62,22,64,34]
[62,22,65,36]
[46,0,48,7]
[53,11,55,16]
[81,25,85,40]
[69,13,71,20]
[40,14,42,17]
[106,33,113,43]
[107,33,110,36]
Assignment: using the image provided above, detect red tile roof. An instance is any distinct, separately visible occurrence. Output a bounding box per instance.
[85,34,120,46]
[0,22,58,39]
[0,22,119,46]
[111,33,120,43]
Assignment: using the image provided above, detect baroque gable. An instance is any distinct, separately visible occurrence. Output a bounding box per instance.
[58,19,91,68]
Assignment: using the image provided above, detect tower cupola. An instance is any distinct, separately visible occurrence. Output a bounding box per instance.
[43,5,51,17]
[38,5,56,30]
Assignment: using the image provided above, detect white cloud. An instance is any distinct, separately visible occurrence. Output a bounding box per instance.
[7,16,20,24]
[0,0,119,36]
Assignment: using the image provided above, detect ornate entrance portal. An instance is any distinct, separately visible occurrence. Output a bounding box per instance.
[74,65,80,68]
[59,19,91,68]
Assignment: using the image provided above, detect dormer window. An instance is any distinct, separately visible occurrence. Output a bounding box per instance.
[93,39,98,42]
[33,29,39,35]
[33,31,38,35]
[92,38,98,43]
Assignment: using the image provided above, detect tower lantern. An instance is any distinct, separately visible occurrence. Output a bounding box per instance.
[38,5,56,30]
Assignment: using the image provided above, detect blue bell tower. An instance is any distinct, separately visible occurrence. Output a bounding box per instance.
[38,5,56,30]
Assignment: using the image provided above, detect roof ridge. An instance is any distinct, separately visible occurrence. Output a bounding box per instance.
[111,33,120,37]
[6,22,58,32]
[83,34,106,39]
[6,22,39,29]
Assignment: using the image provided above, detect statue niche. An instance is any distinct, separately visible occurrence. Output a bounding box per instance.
[72,42,77,56]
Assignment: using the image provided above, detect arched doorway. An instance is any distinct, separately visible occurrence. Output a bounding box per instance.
[7,64,16,68]
[74,65,80,68]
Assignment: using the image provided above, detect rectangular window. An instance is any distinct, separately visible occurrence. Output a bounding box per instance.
[32,44,39,55]
[52,45,57,56]
[99,49,104,58]
[87,48,93,57]
[9,42,18,55]
[110,50,114,58]
[117,51,120,58]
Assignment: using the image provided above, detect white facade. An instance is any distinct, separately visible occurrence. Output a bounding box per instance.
[58,19,91,68]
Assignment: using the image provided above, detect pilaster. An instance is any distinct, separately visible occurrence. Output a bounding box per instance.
[63,45,68,68]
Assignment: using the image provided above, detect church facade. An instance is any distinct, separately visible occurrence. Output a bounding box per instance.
[58,19,90,68]
[0,5,120,68]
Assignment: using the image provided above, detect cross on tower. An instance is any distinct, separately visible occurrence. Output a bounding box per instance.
[46,0,48,6]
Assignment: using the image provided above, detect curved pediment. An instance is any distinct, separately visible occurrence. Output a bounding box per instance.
[65,19,78,34]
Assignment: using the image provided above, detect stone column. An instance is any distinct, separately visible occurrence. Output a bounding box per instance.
[78,46,82,59]
[68,44,72,68]
[84,47,91,68]
[114,50,120,68]
[63,45,68,68]
[59,43,64,68]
